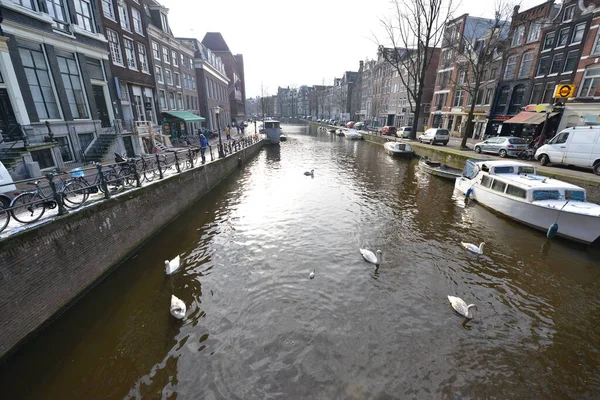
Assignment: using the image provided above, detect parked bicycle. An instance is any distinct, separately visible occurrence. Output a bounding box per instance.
[0,203,9,233]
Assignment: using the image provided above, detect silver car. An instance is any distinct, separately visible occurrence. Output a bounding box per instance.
[473,136,528,158]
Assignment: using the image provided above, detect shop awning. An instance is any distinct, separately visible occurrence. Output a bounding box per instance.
[162,111,205,122]
[504,111,558,125]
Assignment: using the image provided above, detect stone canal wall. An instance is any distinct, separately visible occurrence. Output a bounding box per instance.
[0,140,264,360]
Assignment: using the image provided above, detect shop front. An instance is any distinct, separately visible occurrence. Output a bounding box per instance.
[161,111,206,141]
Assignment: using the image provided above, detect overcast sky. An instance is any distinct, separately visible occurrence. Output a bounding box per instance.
[160,0,545,97]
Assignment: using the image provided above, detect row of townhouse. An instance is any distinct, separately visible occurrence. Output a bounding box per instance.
[0,0,246,180]
[430,0,600,141]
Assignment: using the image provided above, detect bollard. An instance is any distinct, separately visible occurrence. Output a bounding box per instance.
[96,164,110,199]
[46,173,68,215]
[155,153,164,179]
[130,159,141,187]
[173,151,181,173]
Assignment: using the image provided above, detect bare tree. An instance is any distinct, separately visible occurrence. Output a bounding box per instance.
[379,0,455,139]
[259,83,269,122]
[449,2,515,148]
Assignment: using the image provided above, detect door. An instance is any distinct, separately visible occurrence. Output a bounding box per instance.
[0,89,19,139]
[92,85,111,128]
[482,138,498,153]
[545,131,570,164]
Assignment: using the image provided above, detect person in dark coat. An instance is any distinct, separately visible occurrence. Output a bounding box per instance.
[200,134,208,164]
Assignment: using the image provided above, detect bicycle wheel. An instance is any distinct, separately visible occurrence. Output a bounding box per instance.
[143,159,156,182]
[101,170,121,193]
[62,180,88,209]
[118,165,136,187]
[10,192,46,224]
[0,204,9,233]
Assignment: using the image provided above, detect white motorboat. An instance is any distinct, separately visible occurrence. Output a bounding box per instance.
[344,129,363,140]
[383,141,414,158]
[263,120,281,144]
[455,159,600,245]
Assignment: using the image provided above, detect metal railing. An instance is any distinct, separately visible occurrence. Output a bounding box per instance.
[0,135,261,236]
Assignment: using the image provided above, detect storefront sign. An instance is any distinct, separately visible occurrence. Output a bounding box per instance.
[554,84,575,99]
[524,104,552,112]
[489,115,511,120]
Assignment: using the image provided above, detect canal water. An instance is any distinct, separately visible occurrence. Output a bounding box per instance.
[1,125,600,399]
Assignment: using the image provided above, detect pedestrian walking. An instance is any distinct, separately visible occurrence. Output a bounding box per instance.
[226,125,231,140]
[236,125,240,134]
[200,133,208,164]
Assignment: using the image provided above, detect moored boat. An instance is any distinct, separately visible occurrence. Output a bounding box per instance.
[263,120,282,144]
[418,158,462,180]
[455,159,600,245]
[344,129,363,140]
[335,128,345,136]
[383,141,414,158]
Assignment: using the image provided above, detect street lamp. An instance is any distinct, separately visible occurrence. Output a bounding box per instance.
[215,106,225,158]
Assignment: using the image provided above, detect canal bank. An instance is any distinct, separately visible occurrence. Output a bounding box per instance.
[0,139,264,360]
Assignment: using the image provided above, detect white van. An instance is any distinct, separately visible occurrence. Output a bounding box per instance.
[0,161,16,207]
[535,126,600,175]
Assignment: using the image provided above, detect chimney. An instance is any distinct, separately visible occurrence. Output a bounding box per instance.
[513,5,520,16]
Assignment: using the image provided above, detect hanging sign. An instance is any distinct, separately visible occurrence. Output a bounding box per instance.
[554,84,575,99]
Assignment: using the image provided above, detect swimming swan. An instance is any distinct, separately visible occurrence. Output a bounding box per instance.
[461,242,485,255]
[447,295,477,319]
[170,295,186,319]
[309,269,315,279]
[165,255,181,275]
[304,169,314,176]
[360,249,382,266]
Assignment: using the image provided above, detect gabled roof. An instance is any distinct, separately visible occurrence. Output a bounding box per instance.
[202,32,231,53]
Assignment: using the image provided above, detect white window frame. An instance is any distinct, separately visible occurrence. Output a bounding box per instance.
[165,69,172,85]
[452,90,465,107]
[177,92,183,109]
[168,92,175,109]
[123,37,137,70]
[504,55,517,80]
[578,68,600,98]
[172,51,178,66]
[152,41,160,60]
[106,29,123,66]
[571,23,585,45]
[159,89,167,109]
[518,51,533,78]
[137,42,149,73]
[118,4,131,32]
[593,29,600,56]
[174,72,180,87]
[511,25,524,47]
[563,5,574,23]
[527,22,541,43]
[162,47,170,64]
[155,65,163,84]
[74,0,95,33]
[102,0,115,20]
[131,8,143,35]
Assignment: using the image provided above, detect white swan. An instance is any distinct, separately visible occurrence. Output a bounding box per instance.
[448,295,477,319]
[165,255,181,275]
[170,295,186,319]
[309,269,315,279]
[304,169,314,176]
[461,242,485,255]
[360,249,382,266]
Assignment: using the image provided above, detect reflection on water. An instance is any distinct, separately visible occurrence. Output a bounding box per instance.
[1,124,600,399]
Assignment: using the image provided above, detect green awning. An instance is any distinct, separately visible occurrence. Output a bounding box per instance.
[162,111,205,122]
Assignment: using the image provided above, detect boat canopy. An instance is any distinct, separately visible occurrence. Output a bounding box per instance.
[265,121,280,129]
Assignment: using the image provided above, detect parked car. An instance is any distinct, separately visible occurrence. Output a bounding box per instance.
[346,121,355,128]
[535,126,600,174]
[396,126,412,138]
[381,126,397,135]
[474,136,528,157]
[418,128,450,145]
[354,122,365,130]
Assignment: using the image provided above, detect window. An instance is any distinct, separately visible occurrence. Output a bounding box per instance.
[168,92,175,109]
[550,53,563,74]
[536,56,550,76]
[593,31,600,55]
[78,132,94,152]
[159,90,167,109]
[511,25,524,47]
[506,185,526,199]
[31,149,55,169]
[118,4,130,31]
[180,53,185,66]
[161,13,169,32]
[527,22,541,43]
[18,41,60,119]
[504,55,517,79]
[452,90,465,107]
[542,82,555,103]
[165,69,172,85]
[484,88,493,105]
[530,83,543,104]
[86,58,104,80]
[476,89,483,105]
[553,131,569,144]
[172,51,178,66]
[107,29,123,65]
[518,52,533,78]
[152,42,160,60]
[174,72,180,87]
[557,28,570,47]
[45,0,69,30]
[74,0,94,32]
[491,179,507,193]
[119,81,129,102]
[155,66,163,83]
[508,85,525,115]
[102,0,115,19]
[128,8,142,34]
[481,175,492,188]
[162,47,170,64]
[57,51,88,119]
[56,136,73,162]
[563,5,574,22]
[579,68,600,97]
[457,69,467,84]
[192,76,196,90]
[494,86,509,114]
[563,50,578,73]
[571,23,585,44]
[543,32,555,50]
[177,93,183,109]
[137,43,148,73]
[13,0,34,9]
[123,38,137,70]
[566,190,585,201]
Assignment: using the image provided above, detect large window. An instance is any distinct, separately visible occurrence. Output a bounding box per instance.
[494,86,509,114]
[543,32,555,50]
[137,43,149,73]
[107,29,123,65]
[174,72,180,87]
[74,0,94,32]
[159,90,167,109]
[162,47,170,64]
[172,51,178,66]
[152,42,160,60]
[56,136,73,162]
[557,27,570,47]
[119,4,131,31]
[571,23,585,44]
[102,0,115,19]
[86,58,104,80]
[530,83,543,104]
[57,51,89,119]
[131,8,143,34]
[518,52,533,78]
[511,25,524,47]
[504,55,517,80]
[161,13,169,32]
[527,22,541,43]
[13,0,35,9]
[155,66,163,83]
[542,82,555,103]
[177,93,183,109]
[452,90,464,107]
[550,53,563,74]
[563,5,574,22]
[579,68,600,98]
[165,69,172,85]
[18,41,60,119]
[536,56,550,76]
[31,149,55,169]
[45,0,69,31]
[563,50,578,73]
[123,38,137,70]
[168,92,175,109]
[508,85,525,115]
[484,88,493,105]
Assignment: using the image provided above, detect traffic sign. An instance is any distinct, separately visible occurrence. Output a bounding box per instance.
[554,84,575,98]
